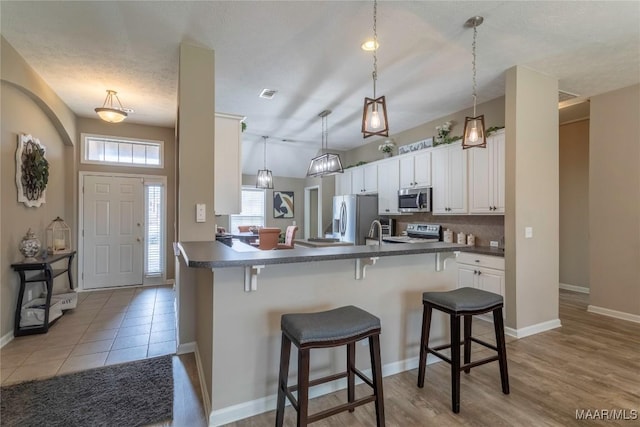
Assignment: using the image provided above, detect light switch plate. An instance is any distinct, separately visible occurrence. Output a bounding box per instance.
[196,203,206,223]
[525,226,533,238]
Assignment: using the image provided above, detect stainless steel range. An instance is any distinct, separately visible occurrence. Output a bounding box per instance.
[382,223,442,244]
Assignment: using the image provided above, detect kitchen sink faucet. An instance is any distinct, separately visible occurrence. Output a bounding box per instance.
[368,220,383,245]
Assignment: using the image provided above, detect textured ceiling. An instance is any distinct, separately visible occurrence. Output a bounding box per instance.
[2,1,639,177]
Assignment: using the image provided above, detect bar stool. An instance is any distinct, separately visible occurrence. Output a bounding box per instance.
[417,287,509,413]
[275,305,385,427]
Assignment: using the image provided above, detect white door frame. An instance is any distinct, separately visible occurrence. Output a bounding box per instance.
[303,185,322,239]
[78,171,167,291]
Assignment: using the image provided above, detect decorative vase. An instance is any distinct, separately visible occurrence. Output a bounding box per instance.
[19,228,41,261]
[383,152,392,158]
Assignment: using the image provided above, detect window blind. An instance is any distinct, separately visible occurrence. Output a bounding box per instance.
[230,188,266,232]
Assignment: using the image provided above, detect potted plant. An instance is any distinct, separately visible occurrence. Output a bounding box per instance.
[378,139,396,158]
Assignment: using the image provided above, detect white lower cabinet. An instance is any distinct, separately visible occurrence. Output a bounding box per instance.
[377,158,400,214]
[457,252,505,318]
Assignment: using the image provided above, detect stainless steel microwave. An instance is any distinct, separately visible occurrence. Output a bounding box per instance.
[398,187,432,212]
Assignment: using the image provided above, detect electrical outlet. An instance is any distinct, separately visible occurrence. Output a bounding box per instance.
[490,241,499,248]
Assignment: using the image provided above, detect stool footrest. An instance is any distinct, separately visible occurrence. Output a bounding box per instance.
[460,355,499,371]
[431,340,464,351]
[354,368,374,388]
[308,395,377,424]
[428,349,452,364]
[288,371,348,393]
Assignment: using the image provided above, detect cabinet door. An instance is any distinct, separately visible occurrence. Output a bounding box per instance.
[399,155,415,188]
[469,141,492,214]
[377,159,399,214]
[492,133,505,213]
[458,264,477,289]
[447,144,468,214]
[363,163,378,193]
[351,167,365,193]
[477,267,506,318]
[336,170,352,196]
[413,151,431,187]
[214,114,243,215]
[431,147,448,214]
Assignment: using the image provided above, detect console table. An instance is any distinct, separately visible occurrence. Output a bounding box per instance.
[11,251,76,336]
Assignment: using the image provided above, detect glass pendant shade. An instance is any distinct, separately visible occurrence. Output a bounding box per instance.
[256,136,274,188]
[256,169,274,189]
[306,110,343,178]
[95,90,128,123]
[462,115,487,149]
[362,96,389,138]
[306,153,343,178]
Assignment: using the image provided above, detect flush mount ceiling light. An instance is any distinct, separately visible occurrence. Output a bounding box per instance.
[462,16,487,149]
[94,90,131,123]
[256,136,274,189]
[307,110,344,178]
[362,0,389,138]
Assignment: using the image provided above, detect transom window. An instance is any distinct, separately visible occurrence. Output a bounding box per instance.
[81,134,163,168]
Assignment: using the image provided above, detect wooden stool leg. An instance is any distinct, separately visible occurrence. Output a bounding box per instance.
[369,334,386,427]
[275,333,291,427]
[451,314,461,413]
[347,342,356,412]
[417,304,432,388]
[297,348,310,427]
[463,315,472,374]
[493,308,510,395]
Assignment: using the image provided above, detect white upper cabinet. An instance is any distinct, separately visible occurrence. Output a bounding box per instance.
[377,158,400,215]
[351,163,378,194]
[214,113,243,215]
[335,169,352,196]
[469,130,505,214]
[399,151,431,188]
[432,141,468,214]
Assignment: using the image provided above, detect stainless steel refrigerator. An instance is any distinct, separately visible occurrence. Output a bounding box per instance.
[332,194,379,245]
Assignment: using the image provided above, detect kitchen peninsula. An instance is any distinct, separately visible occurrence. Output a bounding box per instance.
[177,239,503,426]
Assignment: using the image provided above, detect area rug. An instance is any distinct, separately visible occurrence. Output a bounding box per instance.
[1,355,173,427]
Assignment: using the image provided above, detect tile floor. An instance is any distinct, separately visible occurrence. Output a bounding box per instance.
[1,285,176,386]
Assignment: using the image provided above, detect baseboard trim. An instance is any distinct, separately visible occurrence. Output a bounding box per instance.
[559,283,590,294]
[587,305,640,323]
[193,344,211,422]
[504,318,562,339]
[0,331,14,348]
[176,341,196,355]
[209,353,439,426]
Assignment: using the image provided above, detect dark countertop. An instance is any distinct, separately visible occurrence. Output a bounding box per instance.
[178,240,503,269]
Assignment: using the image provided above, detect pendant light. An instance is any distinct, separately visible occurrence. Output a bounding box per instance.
[95,90,129,123]
[462,16,487,149]
[306,110,344,177]
[361,0,389,138]
[256,136,274,189]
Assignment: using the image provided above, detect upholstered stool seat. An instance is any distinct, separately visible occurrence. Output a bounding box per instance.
[276,305,385,426]
[417,287,509,413]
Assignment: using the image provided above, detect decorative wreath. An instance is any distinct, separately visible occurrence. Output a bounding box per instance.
[16,134,49,207]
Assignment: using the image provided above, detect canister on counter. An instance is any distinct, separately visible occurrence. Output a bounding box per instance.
[443,229,453,243]
[467,234,475,246]
[457,232,466,244]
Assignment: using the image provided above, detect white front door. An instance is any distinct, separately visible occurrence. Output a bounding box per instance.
[83,175,144,289]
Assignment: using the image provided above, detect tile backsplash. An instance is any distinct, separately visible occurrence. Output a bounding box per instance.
[393,213,504,248]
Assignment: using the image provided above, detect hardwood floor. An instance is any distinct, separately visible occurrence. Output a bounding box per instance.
[215,291,639,427]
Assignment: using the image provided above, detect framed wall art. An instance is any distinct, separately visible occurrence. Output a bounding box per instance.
[16,134,49,207]
[273,191,294,218]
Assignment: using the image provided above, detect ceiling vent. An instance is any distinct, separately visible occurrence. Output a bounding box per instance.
[558,90,579,103]
[259,89,277,99]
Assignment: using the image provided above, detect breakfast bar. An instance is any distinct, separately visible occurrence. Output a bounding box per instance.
[176,240,503,426]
